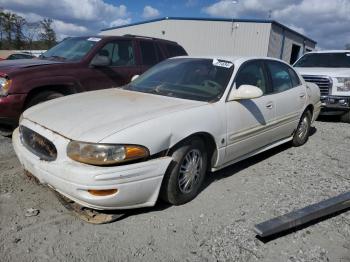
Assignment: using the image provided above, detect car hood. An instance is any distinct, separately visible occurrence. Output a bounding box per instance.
[0,59,63,75]
[23,88,207,142]
[294,67,350,77]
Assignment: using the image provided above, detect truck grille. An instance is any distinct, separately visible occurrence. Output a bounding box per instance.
[19,125,57,161]
[302,75,332,96]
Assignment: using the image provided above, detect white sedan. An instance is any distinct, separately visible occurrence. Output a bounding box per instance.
[13,56,321,210]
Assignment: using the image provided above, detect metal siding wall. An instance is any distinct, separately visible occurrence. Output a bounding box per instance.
[100,20,271,57]
[267,24,283,59]
[268,24,316,63]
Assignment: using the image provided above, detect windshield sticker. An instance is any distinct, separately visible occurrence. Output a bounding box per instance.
[87,37,101,42]
[212,58,233,68]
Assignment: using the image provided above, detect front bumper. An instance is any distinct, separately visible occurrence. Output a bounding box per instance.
[12,122,173,210]
[0,94,27,128]
[320,95,350,115]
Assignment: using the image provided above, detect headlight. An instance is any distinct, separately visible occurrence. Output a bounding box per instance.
[336,77,350,92]
[67,141,149,166]
[0,77,12,97]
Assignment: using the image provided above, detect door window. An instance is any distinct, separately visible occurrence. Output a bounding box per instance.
[95,41,135,67]
[140,41,158,65]
[235,61,268,94]
[267,61,293,92]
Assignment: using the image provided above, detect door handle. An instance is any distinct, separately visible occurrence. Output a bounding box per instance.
[299,93,306,98]
[265,103,273,109]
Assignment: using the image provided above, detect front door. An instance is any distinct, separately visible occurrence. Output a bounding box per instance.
[81,40,142,91]
[225,60,276,163]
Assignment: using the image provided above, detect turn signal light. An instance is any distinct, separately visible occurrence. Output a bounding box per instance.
[88,189,118,196]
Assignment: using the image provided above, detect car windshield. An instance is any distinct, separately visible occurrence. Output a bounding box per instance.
[294,53,350,68]
[124,58,234,102]
[40,37,99,61]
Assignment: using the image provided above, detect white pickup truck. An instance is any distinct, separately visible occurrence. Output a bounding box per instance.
[294,50,350,122]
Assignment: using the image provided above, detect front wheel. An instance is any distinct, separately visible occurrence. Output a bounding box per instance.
[160,138,207,205]
[292,111,312,147]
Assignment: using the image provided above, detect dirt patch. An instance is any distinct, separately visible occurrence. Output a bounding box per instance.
[1,121,349,262]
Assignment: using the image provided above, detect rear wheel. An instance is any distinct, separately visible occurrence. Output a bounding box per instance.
[26,91,64,109]
[340,111,350,123]
[160,138,207,205]
[292,111,312,147]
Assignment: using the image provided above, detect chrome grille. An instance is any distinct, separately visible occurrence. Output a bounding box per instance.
[19,125,57,161]
[302,75,332,96]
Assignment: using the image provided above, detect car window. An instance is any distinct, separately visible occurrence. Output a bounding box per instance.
[96,41,135,67]
[235,61,268,94]
[125,58,234,102]
[165,44,187,57]
[288,68,301,87]
[267,61,293,92]
[140,41,158,65]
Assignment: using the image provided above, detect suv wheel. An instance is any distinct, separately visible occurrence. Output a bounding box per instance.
[340,111,350,123]
[26,91,64,109]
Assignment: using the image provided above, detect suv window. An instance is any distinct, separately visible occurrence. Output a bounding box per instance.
[96,40,135,66]
[165,44,187,57]
[140,41,158,65]
[267,61,293,92]
[235,61,268,94]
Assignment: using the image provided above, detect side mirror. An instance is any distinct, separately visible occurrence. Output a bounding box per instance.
[228,84,263,101]
[131,75,139,82]
[90,55,110,67]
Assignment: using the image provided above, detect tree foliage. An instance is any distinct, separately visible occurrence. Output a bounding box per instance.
[0,9,57,50]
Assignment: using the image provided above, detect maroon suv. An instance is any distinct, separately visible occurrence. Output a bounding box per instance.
[0,35,187,135]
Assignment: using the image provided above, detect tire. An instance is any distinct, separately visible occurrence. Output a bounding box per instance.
[340,111,350,123]
[292,110,312,147]
[160,138,208,205]
[25,91,64,109]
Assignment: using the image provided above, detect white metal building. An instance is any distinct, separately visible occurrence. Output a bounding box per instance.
[100,17,316,64]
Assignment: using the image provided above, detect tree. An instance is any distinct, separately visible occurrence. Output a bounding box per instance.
[0,8,4,48]
[23,22,40,51]
[2,11,16,48]
[345,44,350,50]
[13,14,26,49]
[40,18,56,48]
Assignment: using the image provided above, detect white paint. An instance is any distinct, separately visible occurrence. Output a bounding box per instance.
[14,56,320,210]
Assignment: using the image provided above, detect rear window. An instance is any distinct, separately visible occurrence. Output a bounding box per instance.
[140,41,158,66]
[294,53,350,68]
[165,44,187,57]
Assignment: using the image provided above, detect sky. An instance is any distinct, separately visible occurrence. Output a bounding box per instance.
[0,0,349,49]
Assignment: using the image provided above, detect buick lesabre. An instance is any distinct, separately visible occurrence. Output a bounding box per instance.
[13,56,321,210]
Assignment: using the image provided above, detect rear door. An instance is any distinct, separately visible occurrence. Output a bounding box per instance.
[225,60,276,163]
[139,40,163,72]
[265,60,306,140]
[82,39,142,91]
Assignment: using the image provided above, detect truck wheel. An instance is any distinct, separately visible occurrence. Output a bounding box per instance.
[160,138,207,205]
[26,91,64,109]
[292,111,312,147]
[340,111,350,123]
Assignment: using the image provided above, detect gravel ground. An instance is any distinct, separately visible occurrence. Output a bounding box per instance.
[0,120,349,262]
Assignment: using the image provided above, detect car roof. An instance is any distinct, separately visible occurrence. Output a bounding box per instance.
[307,50,350,54]
[67,35,179,44]
[171,55,287,64]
